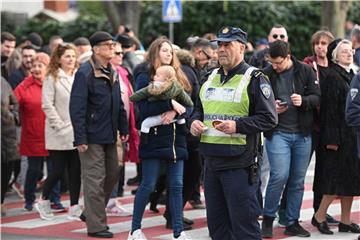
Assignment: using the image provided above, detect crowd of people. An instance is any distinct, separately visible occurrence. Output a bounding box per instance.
[1,21,360,240]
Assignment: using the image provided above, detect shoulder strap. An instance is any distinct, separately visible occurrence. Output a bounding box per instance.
[243,66,258,81]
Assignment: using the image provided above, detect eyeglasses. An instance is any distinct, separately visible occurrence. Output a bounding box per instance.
[269,57,286,66]
[340,49,355,55]
[115,51,124,56]
[272,34,286,40]
[201,49,212,60]
[97,42,116,48]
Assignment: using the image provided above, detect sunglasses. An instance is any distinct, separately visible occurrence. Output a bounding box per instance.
[115,51,124,56]
[272,34,286,39]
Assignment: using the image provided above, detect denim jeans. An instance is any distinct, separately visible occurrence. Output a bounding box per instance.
[263,131,311,226]
[24,156,60,206]
[131,159,184,236]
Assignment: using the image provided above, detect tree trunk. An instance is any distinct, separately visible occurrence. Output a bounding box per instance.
[102,1,141,36]
[321,1,352,38]
[102,1,120,34]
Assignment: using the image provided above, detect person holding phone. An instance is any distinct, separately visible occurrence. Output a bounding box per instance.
[261,41,320,238]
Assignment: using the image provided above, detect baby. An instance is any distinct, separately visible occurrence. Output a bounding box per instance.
[130,65,193,143]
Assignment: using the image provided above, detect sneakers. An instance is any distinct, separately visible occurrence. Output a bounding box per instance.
[106,204,132,217]
[35,199,54,221]
[68,204,82,220]
[11,182,24,199]
[172,231,192,240]
[127,229,147,240]
[284,220,311,237]
[51,202,66,213]
[188,199,206,209]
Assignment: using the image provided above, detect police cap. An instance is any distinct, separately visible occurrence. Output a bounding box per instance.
[214,26,247,45]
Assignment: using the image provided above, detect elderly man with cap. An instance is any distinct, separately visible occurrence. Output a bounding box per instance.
[70,31,129,238]
[190,26,277,240]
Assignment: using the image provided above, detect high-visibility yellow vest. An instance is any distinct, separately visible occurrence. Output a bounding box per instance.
[199,67,256,145]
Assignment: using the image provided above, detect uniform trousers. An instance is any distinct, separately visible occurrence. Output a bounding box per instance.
[204,156,262,240]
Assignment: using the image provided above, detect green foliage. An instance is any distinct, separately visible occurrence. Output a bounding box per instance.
[12,18,63,44]
[3,1,359,59]
[76,1,105,16]
[60,15,111,42]
[348,1,360,24]
[2,14,110,45]
[140,1,322,59]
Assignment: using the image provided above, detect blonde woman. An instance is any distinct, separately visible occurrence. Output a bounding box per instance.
[35,44,82,221]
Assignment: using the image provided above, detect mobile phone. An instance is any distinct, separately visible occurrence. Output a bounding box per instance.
[278,101,288,106]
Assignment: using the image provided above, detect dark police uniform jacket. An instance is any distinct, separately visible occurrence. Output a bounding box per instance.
[191,61,277,170]
[346,72,360,159]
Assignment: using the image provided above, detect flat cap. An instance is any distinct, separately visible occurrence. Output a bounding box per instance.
[89,31,113,47]
[214,26,247,44]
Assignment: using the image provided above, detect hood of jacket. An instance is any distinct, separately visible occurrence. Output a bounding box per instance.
[148,77,175,96]
[176,49,195,67]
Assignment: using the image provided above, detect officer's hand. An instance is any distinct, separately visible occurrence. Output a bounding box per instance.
[77,144,88,153]
[275,100,288,114]
[291,93,302,106]
[215,120,236,134]
[190,120,207,136]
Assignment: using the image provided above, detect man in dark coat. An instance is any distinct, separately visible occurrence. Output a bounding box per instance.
[262,40,320,238]
[70,31,129,238]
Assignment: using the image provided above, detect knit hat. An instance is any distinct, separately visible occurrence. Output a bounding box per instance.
[326,38,342,62]
[34,52,50,66]
[89,31,113,47]
[115,34,133,48]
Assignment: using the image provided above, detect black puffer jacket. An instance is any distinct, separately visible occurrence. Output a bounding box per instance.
[134,63,188,161]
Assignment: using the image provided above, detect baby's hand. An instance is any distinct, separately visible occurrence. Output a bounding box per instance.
[171,100,186,115]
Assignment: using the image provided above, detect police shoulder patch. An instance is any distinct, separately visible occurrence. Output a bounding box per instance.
[260,83,272,99]
[350,88,359,101]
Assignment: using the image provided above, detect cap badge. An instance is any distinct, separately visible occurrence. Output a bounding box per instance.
[222,27,229,34]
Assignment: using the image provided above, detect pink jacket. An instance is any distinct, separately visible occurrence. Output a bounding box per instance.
[117,66,139,163]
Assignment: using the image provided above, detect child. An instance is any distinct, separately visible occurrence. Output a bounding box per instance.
[130,65,193,143]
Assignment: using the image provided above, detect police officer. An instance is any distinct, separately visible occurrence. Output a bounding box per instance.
[190,26,278,240]
[345,73,360,240]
